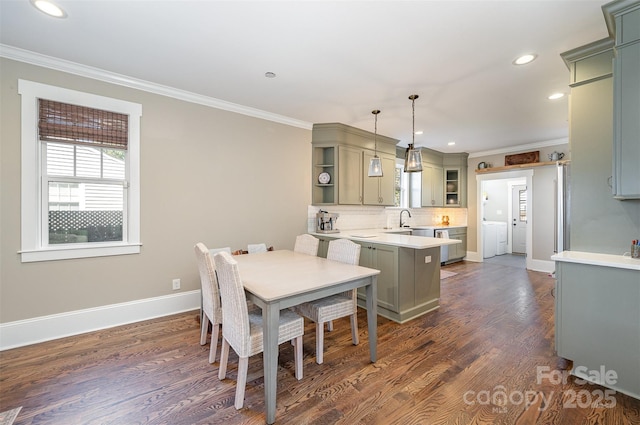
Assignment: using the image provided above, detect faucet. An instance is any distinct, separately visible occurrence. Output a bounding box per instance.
[399,209,412,228]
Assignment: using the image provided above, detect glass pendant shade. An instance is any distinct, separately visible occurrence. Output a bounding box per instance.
[404,146,423,172]
[368,155,383,177]
[368,109,383,177]
[404,94,423,173]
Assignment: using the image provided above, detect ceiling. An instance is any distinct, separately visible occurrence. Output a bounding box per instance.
[0,0,612,153]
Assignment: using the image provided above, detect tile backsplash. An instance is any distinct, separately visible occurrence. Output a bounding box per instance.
[307,205,467,232]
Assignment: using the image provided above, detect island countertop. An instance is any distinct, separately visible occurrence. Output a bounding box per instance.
[309,228,461,250]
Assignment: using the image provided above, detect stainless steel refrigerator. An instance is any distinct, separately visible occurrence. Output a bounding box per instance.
[555,162,571,254]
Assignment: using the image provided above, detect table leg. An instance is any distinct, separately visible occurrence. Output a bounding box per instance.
[263,302,280,424]
[365,275,378,362]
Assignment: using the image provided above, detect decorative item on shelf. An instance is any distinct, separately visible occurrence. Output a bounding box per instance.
[404,94,423,173]
[446,182,457,192]
[368,109,383,177]
[505,151,539,166]
[477,161,487,169]
[548,151,565,161]
[318,172,331,184]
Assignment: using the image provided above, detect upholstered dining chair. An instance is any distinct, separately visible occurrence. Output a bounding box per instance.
[292,238,361,364]
[247,243,268,254]
[194,243,224,364]
[293,234,319,256]
[213,251,304,409]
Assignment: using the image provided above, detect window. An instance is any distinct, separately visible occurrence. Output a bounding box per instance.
[519,189,527,222]
[19,80,142,262]
[394,159,417,208]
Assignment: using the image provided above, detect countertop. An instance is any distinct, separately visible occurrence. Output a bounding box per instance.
[310,228,462,250]
[551,250,640,271]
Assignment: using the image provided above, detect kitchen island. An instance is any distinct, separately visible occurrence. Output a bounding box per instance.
[310,229,460,323]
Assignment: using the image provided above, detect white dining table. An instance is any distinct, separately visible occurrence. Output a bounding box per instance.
[233,249,380,424]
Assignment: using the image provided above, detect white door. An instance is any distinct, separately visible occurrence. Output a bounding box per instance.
[511,185,527,254]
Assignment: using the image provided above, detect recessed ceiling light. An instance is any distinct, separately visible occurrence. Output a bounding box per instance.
[548,92,565,100]
[415,131,423,135]
[31,0,67,18]
[448,141,456,146]
[513,54,537,65]
[265,72,276,78]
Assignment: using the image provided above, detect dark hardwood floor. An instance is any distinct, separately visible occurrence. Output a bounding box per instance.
[1,261,639,424]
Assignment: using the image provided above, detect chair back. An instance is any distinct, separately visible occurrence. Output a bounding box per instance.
[294,234,319,256]
[213,251,252,357]
[248,243,268,254]
[209,246,231,256]
[327,238,361,265]
[194,243,222,320]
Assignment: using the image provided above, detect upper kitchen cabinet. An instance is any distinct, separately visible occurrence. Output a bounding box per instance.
[339,145,363,204]
[362,150,396,205]
[418,149,468,207]
[443,153,469,207]
[312,123,398,206]
[421,162,444,207]
[418,148,444,207]
[605,0,640,199]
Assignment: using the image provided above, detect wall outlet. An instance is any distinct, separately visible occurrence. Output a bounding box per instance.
[425,255,431,263]
[172,278,181,290]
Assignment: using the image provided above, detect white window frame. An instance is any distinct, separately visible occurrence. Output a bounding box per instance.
[19,80,142,262]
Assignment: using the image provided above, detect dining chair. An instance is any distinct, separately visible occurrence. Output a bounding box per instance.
[293,234,319,256]
[292,238,361,364]
[194,243,224,364]
[247,243,268,254]
[213,251,304,409]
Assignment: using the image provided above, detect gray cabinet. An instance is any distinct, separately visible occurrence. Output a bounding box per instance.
[421,163,444,207]
[338,145,363,204]
[611,3,640,199]
[312,123,399,206]
[362,151,396,206]
[555,260,640,398]
[446,227,467,262]
[357,242,398,312]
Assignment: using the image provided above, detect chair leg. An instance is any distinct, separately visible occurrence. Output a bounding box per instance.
[316,321,324,365]
[327,320,334,331]
[200,315,209,345]
[350,313,359,345]
[218,338,229,380]
[294,336,303,380]
[209,323,220,363]
[235,357,249,410]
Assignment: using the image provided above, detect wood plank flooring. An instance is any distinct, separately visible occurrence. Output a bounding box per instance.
[1,261,639,424]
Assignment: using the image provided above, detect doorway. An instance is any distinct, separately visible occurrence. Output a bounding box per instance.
[477,170,533,270]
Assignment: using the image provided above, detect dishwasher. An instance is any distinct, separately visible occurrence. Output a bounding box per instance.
[411,227,449,264]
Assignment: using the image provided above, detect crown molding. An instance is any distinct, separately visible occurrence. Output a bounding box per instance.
[0,44,313,131]
[468,138,568,159]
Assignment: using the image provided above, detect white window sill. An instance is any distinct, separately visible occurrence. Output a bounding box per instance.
[20,243,142,263]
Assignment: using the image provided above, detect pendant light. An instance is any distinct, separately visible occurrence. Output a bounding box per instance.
[367,109,383,177]
[404,94,423,173]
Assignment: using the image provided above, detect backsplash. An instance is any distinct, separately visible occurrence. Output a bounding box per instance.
[307,205,467,232]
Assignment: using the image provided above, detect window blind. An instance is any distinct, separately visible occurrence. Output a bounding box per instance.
[38,99,129,150]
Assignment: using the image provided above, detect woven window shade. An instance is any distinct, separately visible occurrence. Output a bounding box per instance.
[38,99,129,150]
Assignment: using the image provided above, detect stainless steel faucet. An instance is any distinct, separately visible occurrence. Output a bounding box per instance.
[399,209,412,228]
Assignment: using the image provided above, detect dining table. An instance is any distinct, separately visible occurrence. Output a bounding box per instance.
[233,249,380,424]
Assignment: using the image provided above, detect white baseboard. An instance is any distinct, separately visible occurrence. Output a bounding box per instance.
[529,259,555,274]
[0,290,201,351]
[464,251,482,262]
